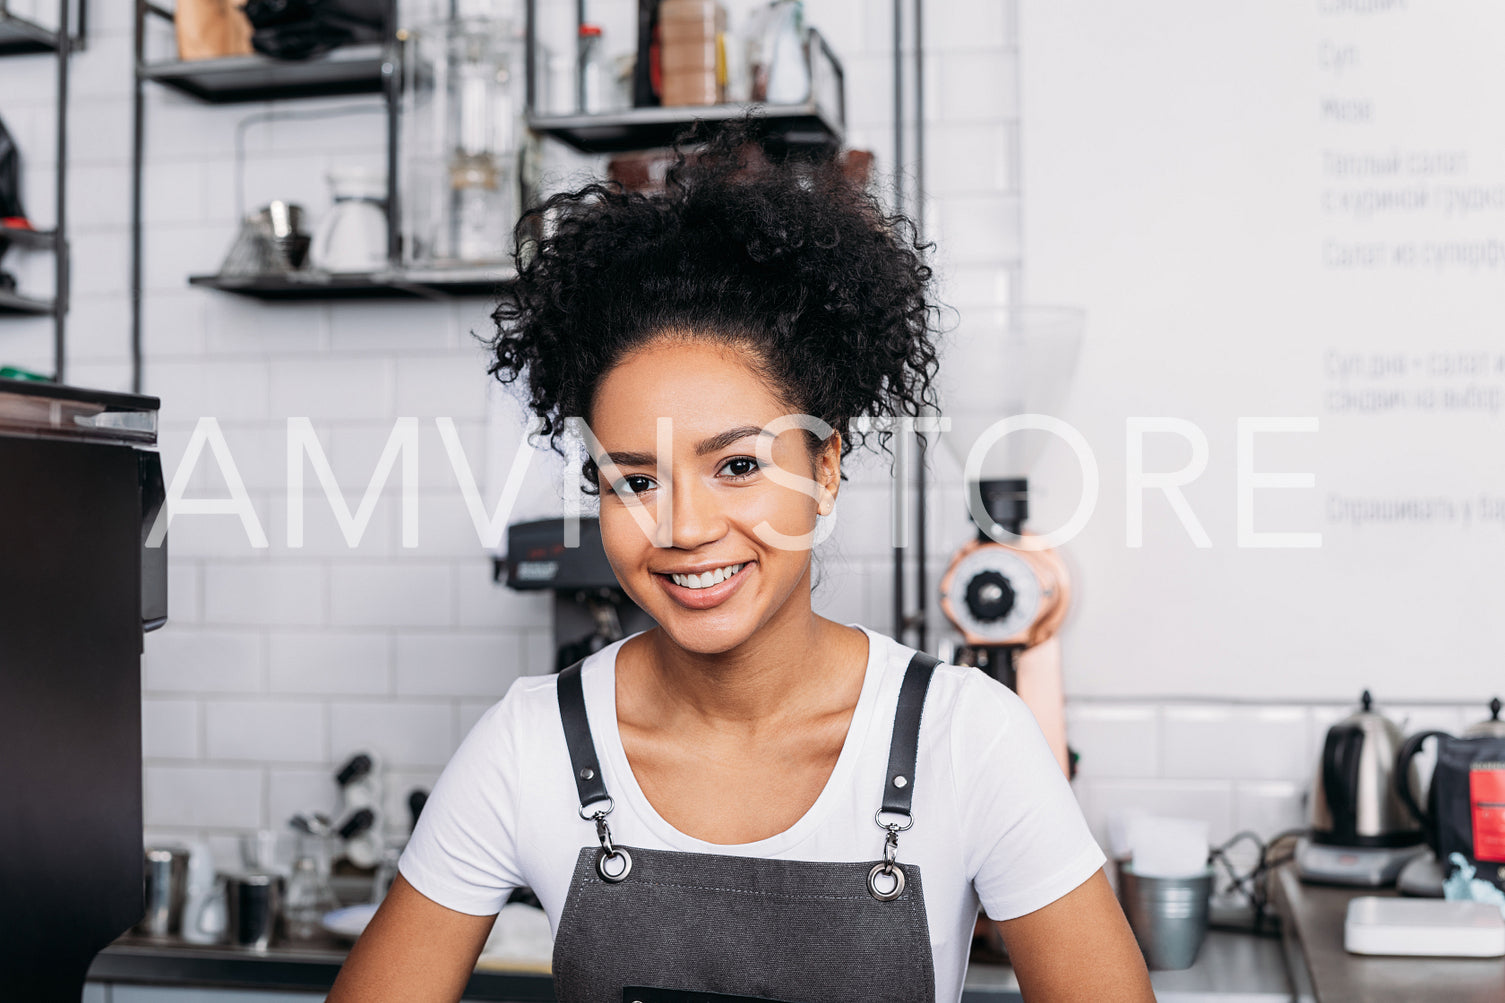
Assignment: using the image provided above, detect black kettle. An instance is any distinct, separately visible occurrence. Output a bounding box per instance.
[1309,691,1422,847]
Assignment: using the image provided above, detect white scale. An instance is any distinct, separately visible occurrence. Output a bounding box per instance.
[1345,896,1505,957]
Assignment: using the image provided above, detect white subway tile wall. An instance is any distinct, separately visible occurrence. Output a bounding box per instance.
[21,0,1472,868]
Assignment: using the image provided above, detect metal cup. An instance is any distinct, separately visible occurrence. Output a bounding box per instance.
[224,871,285,951]
[136,846,191,937]
[1118,861,1213,970]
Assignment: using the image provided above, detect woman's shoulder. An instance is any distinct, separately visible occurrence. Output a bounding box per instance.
[460,670,564,748]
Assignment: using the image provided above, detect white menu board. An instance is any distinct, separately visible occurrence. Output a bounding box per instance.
[1017,0,1505,699]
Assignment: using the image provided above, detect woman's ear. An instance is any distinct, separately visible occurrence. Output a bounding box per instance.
[815,433,841,515]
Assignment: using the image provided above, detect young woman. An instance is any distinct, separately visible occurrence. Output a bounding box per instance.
[330,122,1154,1003]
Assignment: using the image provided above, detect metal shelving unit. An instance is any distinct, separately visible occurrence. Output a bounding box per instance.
[0,1,80,382]
[128,2,849,387]
[128,1,520,387]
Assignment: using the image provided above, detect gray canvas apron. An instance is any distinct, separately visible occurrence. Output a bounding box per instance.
[550,650,943,1003]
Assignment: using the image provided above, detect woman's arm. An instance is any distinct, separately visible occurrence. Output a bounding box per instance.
[995,869,1156,1001]
[327,874,497,1003]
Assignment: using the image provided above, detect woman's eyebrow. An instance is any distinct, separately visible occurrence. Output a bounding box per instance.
[600,449,657,469]
[601,426,774,468]
[695,425,774,455]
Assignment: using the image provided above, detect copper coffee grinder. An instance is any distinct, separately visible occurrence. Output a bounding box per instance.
[940,477,1073,778]
[935,308,1085,781]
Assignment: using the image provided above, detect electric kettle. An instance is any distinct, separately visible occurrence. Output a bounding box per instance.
[1310,691,1423,847]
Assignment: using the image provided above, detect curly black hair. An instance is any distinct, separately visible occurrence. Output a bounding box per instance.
[486,115,941,487]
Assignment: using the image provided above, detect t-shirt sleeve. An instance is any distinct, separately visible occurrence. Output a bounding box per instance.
[952,671,1106,921]
[397,680,529,916]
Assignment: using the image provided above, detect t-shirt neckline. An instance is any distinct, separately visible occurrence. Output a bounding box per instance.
[584,623,886,856]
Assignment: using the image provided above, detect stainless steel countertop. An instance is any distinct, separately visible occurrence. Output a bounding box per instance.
[89,932,555,1001]
[1271,862,1505,1003]
[90,925,1290,1002]
[965,928,1290,1002]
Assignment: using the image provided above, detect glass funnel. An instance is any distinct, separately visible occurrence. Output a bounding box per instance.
[932,307,1086,540]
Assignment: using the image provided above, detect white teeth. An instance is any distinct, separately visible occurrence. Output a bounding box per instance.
[670,563,744,590]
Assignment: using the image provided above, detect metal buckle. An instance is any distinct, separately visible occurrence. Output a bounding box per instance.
[581,797,631,882]
[867,815,908,901]
[578,796,615,822]
[873,808,914,832]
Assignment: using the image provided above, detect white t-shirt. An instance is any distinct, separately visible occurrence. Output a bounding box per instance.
[399,624,1105,1002]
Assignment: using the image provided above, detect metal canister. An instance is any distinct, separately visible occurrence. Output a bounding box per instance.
[136,846,191,938]
[224,871,285,951]
[1118,862,1213,970]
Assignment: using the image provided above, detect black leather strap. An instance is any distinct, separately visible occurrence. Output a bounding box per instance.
[880,651,941,818]
[560,650,941,819]
[557,659,611,809]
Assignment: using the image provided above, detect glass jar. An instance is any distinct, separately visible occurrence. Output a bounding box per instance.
[401,16,523,269]
[282,836,340,943]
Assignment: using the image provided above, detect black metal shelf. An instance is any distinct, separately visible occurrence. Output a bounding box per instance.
[138,43,389,103]
[187,267,515,301]
[0,289,56,315]
[0,13,59,55]
[0,225,60,250]
[0,4,74,383]
[528,100,844,155]
[522,6,845,155]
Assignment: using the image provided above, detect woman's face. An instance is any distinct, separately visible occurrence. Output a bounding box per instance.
[589,337,840,655]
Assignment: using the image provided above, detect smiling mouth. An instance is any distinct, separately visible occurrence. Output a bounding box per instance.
[665,563,746,590]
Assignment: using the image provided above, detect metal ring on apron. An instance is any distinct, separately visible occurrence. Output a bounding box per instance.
[867,861,906,901]
[597,846,633,882]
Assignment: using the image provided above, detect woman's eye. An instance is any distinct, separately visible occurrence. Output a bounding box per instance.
[616,474,656,495]
[721,456,761,479]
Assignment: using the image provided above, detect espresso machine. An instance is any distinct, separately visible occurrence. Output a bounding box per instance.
[497,517,655,671]
[0,378,168,999]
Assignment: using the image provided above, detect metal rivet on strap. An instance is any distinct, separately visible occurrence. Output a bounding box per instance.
[597,846,632,882]
[579,767,595,781]
[893,775,907,788]
[868,861,906,901]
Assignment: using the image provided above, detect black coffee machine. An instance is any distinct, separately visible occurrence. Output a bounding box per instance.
[496,518,655,672]
[0,379,168,999]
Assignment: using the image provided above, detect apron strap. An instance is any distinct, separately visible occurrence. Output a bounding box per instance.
[879,651,942,819]
[558,647,941,819]
[557,658,611,810]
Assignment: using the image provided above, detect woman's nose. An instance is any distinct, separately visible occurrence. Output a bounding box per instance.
[667,472,725,550]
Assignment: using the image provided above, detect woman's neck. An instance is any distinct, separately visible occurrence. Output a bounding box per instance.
[625,597,866,733]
